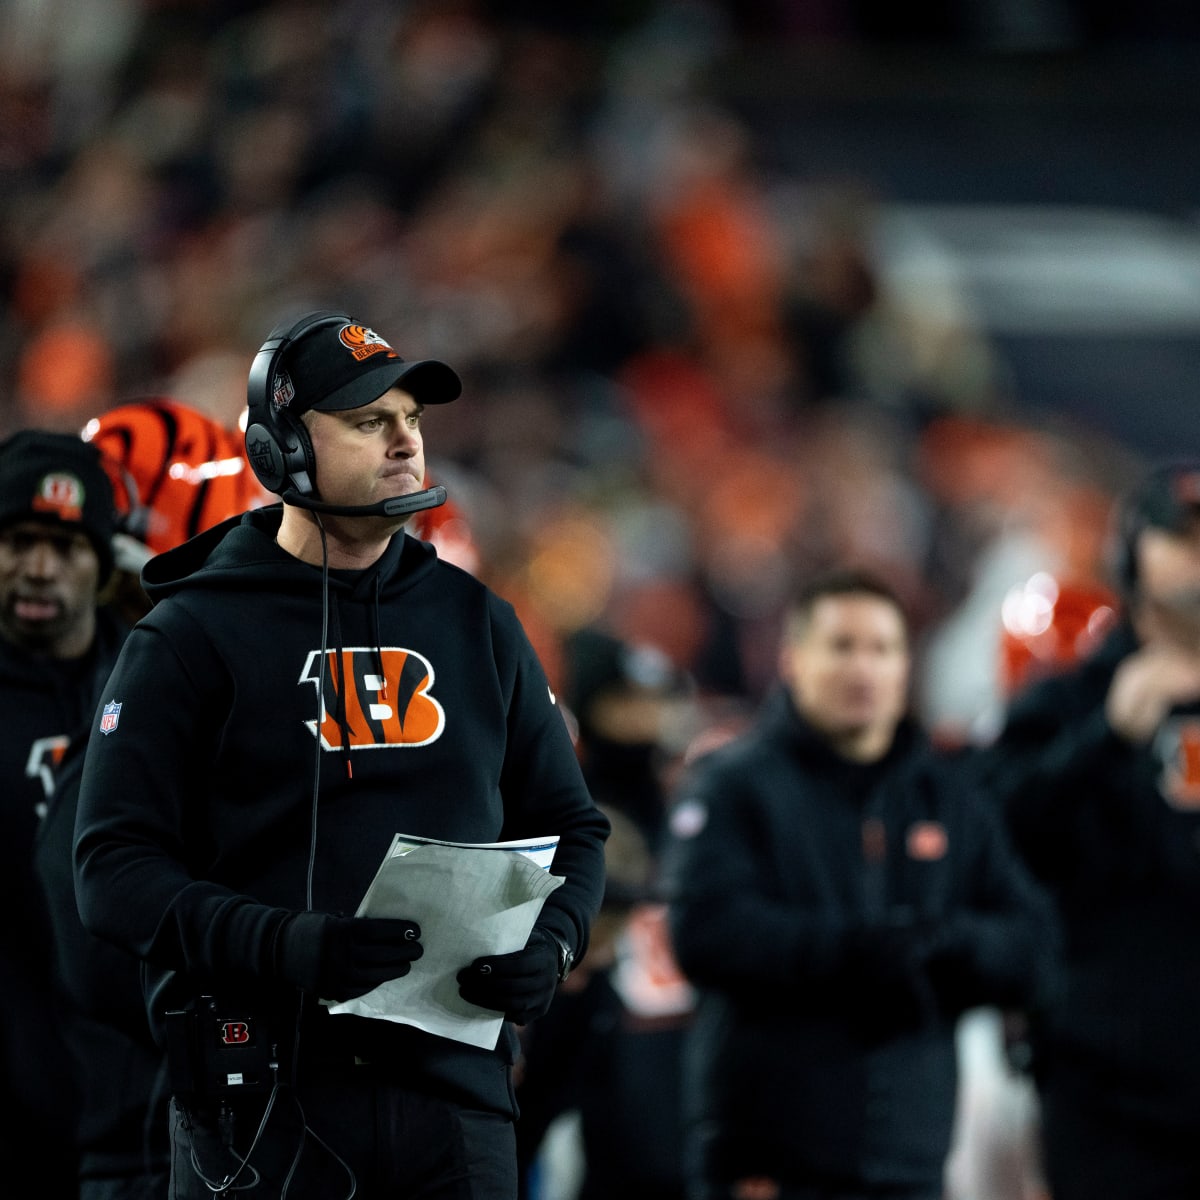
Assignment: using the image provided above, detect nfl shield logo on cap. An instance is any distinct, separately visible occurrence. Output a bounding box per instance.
[99,699,122,735]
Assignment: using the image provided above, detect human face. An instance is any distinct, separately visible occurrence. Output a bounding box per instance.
[1132,517,1200,652]
[305,388,426,513]
[0,520,102,658]
[779,592,910,761]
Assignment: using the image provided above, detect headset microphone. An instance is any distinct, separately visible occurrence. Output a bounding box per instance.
[277,484,447,519]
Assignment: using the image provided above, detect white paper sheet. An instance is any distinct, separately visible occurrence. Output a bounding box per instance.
[324,833,564,1049]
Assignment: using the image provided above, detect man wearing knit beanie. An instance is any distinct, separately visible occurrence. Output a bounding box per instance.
[0,428,128,1198]
[0,429,117,585]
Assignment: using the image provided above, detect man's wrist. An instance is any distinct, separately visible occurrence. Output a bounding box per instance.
[540,928,574,982]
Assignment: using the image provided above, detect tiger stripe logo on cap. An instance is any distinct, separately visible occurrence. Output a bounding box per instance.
[31,471,86,522]
[338,324,398,363]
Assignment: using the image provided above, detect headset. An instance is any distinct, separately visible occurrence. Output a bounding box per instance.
[1109,489,1143,599]
[244,309,447,518]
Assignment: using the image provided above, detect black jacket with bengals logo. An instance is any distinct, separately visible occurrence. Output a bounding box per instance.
[73,505,609,1117]
[0,605,128,1191]
[981,619,1200,1134]
[663,689,1053,1194]
[0,605,127,960]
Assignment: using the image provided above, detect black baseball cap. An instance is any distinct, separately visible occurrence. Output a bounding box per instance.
[271,315,461,417]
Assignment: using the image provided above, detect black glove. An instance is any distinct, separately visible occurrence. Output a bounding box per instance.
[921,917,980,1013]
[456,927,562,1025]
[277,912,422,1002]
[841,924,929,993]
[839,922,936,1034]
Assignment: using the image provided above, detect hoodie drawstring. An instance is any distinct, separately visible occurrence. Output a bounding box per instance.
[373,574,388,705]
[329,596,354,779]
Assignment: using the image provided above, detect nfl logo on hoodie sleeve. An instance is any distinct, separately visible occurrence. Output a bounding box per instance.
[99,700,123,735]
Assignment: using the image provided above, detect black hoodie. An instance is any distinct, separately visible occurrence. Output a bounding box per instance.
[73,506,609,1115]
[980,620,1200,1131]
[664,689,1054,1191]
[0,603,128,1192]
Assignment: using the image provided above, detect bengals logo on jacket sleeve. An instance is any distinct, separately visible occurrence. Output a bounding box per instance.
[301,646,445,749]
[26,734,71,814]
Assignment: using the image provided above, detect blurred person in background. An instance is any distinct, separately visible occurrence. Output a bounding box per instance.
[513,638,737,1200]
[944,573,1117,1200]
[561,625,698,856]
[516,804,694,1200]
[979,460,1200,1200]
[33,398,273,1199]
[664,566,1054,1200]
[83,397,274,557]
[0,430,125,1197]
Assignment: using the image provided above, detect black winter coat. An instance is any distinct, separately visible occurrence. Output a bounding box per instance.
[665,689,1054,1192]
[981,620,1200,1131]
[0,604,129,1191]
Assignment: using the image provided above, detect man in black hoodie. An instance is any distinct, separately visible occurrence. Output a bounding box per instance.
[665,567,1053,1200]
[73,310,610,1200]
[0,429,126,1198]
[980,460,1200,1200]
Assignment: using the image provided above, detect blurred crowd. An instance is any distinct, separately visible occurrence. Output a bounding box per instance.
[0,0,1155,735]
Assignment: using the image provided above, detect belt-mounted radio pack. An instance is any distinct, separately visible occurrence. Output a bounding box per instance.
[166,995,291,1100]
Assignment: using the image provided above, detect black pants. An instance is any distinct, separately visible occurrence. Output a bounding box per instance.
[168,1082,516,1200]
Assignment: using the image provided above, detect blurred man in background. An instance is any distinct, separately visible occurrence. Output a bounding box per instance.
[34,399,271,1199]
[514,627,708,1200]
[664,567,1053,1200]
[944,571,1118,1200]
[562,625,697,855]
[515,804,694,1200]
[981,460,1200,1200]
[0,430,125,1197]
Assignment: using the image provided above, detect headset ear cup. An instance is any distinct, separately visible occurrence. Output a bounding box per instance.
[244,309,351,500]
[245,422,287,493]
[245,414,315,497]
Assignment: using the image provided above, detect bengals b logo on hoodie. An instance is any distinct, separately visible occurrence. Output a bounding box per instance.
[301,646,445,749]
